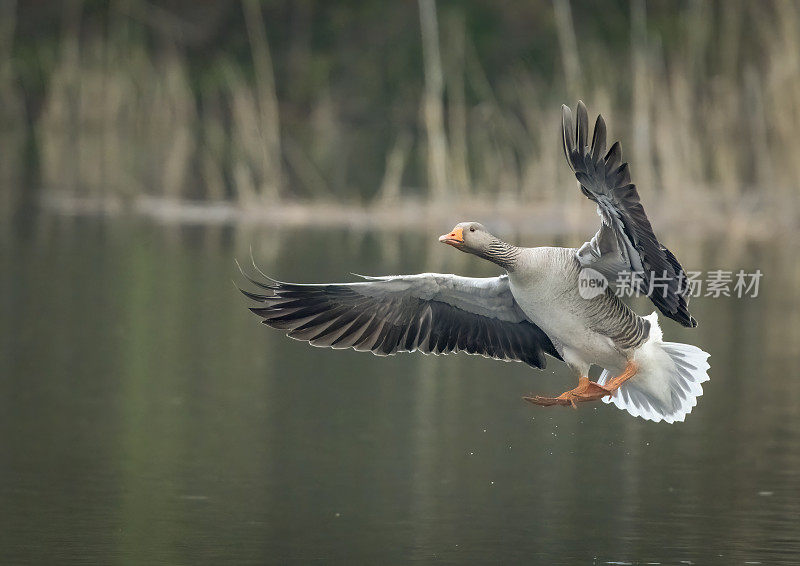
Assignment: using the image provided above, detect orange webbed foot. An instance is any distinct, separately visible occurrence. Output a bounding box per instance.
[523,376,612,409]
[523,395,574,408]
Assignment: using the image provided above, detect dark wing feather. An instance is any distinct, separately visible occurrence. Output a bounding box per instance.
[240,271,561,369]
[562,101,697,327]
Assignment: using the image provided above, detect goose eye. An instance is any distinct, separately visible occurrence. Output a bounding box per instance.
[469,226,475,232]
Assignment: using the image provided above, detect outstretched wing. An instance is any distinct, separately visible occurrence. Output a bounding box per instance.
[562,101,696,327]
[240,270,561,369]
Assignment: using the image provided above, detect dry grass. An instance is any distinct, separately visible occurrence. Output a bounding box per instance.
[3,0,800,230]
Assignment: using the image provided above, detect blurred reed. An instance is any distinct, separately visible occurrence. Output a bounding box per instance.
[2,0,800,231]
[0,0,25,224]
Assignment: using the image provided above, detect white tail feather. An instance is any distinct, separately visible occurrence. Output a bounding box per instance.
[598,312,710,423]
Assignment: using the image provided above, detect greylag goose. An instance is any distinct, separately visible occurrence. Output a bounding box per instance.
[240,102,710,423]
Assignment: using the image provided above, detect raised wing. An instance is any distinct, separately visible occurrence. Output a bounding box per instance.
[562,101,697,328]
[240,270,561,369]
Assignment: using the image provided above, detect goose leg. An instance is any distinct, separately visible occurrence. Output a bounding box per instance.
[523,362,638,409]
[523,376,610,409]
[602,361,638,392]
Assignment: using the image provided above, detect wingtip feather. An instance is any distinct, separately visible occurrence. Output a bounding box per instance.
[591,114,607,161]
[576,101,589,150]
[239,287,269,302]
[562,105,575,166]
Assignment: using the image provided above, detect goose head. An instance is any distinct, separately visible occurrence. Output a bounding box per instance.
[439,222,520,271]
[439,221,492,254]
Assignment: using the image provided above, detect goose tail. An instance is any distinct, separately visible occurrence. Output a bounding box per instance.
[598,313,710,423]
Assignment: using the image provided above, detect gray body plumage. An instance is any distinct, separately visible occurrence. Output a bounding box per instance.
[505,246,650,377]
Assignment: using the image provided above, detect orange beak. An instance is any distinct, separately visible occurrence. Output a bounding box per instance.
[438,226,464,247]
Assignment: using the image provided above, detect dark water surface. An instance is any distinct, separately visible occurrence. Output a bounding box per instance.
[2,217,800,565]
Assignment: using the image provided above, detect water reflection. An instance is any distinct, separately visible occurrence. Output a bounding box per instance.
[1,216,799,564]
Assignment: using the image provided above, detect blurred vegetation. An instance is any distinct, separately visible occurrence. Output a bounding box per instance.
[1,0,799,225]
